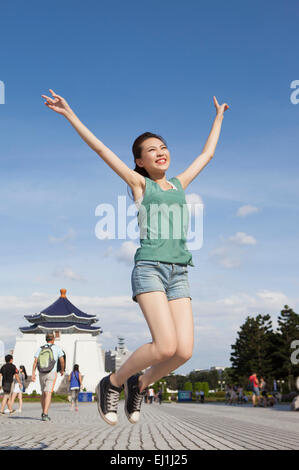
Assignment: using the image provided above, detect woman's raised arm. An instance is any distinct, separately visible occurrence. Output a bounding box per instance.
[41,89,143,189]
[176,96,229,190]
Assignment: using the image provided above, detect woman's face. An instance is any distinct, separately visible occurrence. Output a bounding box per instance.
[137,137,170,176]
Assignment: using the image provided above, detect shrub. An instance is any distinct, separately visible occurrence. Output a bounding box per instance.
[184,382,193,391]
[213,391,226,398]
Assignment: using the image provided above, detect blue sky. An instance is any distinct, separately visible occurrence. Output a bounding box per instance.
[0,0,299,373]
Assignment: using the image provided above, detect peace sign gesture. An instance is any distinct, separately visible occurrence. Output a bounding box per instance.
[213,96,229,116]
[41,89,73,117]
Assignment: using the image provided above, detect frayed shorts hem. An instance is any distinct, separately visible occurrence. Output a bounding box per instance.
[132,289,192,303]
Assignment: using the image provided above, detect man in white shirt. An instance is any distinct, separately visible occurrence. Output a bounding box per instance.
[32,333,64,421]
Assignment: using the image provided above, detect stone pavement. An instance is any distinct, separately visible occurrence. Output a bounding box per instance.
[0,401,298,450]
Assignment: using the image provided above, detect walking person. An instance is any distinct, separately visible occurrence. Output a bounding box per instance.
[31,333,65,421]
[225,384,231,404]
[229,385,237,405]
[249,372,260,407]
[260,377,268,407]
[0,355,23,416]
[237,385,243,405]
[68,364,82,412]
[148,387,155,404]
[10,365,27,413]
[41,89,228,426]
[200,390,205,404]
[157,388,163,405]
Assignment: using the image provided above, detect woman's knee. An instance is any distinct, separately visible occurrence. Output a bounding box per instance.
[175,347,193,363]
[154,341,177,361]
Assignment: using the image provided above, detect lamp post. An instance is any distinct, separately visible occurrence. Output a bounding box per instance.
[218,380,225,391]
[277,379,285,393]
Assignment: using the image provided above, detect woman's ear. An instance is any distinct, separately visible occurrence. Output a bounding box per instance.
[135,159,144,169]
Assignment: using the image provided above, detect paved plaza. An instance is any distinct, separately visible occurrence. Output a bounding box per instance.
[0,401,298,450]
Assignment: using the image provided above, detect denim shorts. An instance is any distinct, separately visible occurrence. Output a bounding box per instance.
[131,260,192,303]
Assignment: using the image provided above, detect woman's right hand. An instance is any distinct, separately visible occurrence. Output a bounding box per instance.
[41,89,73,117]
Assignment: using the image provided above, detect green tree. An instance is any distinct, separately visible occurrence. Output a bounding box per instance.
[208,369,219,390]
[164,374,186,391]
[221,367,234,387]
[230,314,273,384]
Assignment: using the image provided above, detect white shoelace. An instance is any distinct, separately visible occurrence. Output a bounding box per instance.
[131,388,144,412]
[106,387,120,412]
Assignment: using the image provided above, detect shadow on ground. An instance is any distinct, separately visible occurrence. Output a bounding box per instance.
[0,442,48,450]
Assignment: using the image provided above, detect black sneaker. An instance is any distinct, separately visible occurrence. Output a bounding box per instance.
[96,374,123,426]
[124,374,146,424]
[41,413,51,421]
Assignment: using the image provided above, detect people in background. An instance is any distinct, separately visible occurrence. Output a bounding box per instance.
[10,365,27,413]
[0,355,23,416]
[68,364,82,411]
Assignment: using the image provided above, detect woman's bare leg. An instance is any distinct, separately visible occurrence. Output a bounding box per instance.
[18,392,22,411]
[10,392,17,408]
[139,298,194,390]
[110,292,177,388]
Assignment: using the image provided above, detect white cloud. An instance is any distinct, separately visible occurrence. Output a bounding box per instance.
[52,267,86,282]
[48,228,76,244]
[115,241,138,265]
[237,205,260,217]
[256,290,289,308]
[209,231,257,268]
[209,246,241,268]
[228,232,257,245]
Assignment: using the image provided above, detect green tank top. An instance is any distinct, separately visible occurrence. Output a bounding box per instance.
[134,176,194,266]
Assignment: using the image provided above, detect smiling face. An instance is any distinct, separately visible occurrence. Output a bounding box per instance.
[136,137,170,177]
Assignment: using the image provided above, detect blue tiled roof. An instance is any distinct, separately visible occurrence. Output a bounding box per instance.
[20,322,102,334]
[25,296,98,323]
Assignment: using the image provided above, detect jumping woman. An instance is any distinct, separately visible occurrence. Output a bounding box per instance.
[41,89,229,425]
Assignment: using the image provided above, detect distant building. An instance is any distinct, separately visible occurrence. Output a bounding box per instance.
[12,288,106,393]
[192,366,226,375]
[105,337,132,373]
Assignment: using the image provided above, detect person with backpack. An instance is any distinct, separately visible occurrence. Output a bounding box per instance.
[0,355,23,416]
[31,333,65,421]
[68,364,82,411]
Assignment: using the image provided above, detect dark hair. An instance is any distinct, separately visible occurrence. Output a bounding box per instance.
[127,132,168,201]
[46,333,54,342]
[20,365,28,380]
[73,364,79,372]
[5,354,13,363]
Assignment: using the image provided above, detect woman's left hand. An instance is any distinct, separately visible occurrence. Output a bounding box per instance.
[213,96,229,116]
